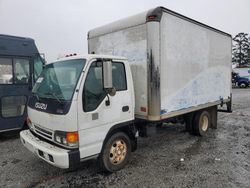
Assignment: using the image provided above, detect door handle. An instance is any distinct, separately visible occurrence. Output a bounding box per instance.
[122,106,129,112]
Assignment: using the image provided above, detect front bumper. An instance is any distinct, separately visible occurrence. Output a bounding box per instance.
[20,130,79,169]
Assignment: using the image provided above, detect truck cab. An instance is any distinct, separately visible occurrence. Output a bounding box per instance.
[20,55,136,171]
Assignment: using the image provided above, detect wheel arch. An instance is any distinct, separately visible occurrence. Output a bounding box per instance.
[101,120,137,153]
[184,105,217,135]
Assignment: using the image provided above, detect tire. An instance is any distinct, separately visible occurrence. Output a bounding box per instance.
[192,110,211,136]
[239,82,247,88]
[99,132,131,172]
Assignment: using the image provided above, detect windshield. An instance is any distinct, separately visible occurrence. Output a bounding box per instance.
[32,59,86,101]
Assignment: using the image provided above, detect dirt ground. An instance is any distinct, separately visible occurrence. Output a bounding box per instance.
[0,88,249,188]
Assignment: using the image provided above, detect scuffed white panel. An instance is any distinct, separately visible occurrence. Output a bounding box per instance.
[89,24,148,116]
[160,13,231,114]
[161,66,231,113]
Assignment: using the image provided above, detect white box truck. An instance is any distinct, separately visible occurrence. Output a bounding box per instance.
[20,7,232,172]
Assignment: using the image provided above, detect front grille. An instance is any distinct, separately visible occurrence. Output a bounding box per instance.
[34,125,53,140]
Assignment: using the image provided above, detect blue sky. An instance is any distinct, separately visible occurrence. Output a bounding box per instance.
[0,0,249,61]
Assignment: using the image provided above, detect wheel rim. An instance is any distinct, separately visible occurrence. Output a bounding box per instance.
[240,83,246,87]
[201,115,209,131]
[109,139,127,165]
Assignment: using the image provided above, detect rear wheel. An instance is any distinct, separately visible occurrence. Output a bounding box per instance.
[99,132,131,172]
[193,110,211,136]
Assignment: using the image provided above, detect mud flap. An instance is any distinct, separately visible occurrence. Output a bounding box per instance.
[68,149,80,170]
[209,106,218,129]
[226,93,232,113]
[184,112,194,132]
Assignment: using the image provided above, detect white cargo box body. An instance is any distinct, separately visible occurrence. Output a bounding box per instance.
[88,7,232,121]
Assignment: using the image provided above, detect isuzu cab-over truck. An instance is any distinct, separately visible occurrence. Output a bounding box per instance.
[20,7,232,172]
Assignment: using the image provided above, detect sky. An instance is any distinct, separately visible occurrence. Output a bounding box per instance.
[0,0,250,62]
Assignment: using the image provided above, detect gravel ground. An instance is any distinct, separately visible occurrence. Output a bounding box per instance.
[0,88,249,188]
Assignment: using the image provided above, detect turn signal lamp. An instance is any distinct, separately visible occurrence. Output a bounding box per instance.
[66,132,79,143]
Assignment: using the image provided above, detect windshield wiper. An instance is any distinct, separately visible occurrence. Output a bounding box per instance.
[43,92,63,104]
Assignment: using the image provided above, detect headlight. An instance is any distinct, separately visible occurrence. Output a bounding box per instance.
[54,131,79,148]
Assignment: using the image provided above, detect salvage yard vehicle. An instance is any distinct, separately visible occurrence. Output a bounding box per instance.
[233,67,250,80]
[232,72,250,88]
[0,34,44,133]
[20,6,232,172]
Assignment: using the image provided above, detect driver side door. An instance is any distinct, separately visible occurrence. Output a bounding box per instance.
[77,59,133,158]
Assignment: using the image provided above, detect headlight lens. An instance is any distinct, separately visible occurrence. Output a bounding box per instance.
[55,135,61,143]
[54,131,79,148]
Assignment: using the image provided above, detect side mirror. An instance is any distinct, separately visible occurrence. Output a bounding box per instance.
[103,60,116,96]
[103,60,113,89]
[39,53,46,64]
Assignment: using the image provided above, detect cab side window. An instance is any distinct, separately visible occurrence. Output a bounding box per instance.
[0,58,13,84]
[0,58,30,84]
[83,61,106,112]
[112,62,127,91]
[83,61,127,112]
[13,58,30,84]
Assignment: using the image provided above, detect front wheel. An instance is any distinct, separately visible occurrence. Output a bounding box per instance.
[99,132,131,172]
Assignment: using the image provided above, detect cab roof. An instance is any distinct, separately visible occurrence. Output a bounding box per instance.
[56,54,127,62]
